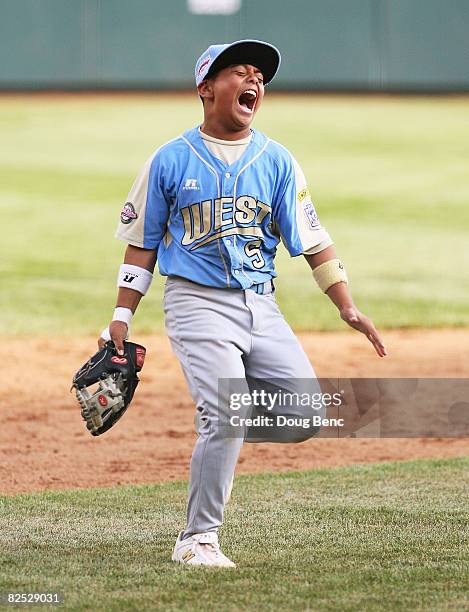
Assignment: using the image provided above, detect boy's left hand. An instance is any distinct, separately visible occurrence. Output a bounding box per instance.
[340,305,388,358]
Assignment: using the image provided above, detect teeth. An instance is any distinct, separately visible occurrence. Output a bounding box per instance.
[238,88,257,113]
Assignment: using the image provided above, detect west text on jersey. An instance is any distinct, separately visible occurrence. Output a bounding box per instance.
[181,195,272,249]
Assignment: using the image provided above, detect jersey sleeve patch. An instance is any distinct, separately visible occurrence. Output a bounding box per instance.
[303,200,320,229]
[273,150,332,256]
[115,154,153,246]
[120,202,139,224]
[297,187,311,202]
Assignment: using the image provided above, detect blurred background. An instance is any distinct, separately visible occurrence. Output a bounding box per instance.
[1,0,468,335]
[1,0,469,92]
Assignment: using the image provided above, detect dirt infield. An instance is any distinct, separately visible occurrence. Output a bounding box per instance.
[2,329,468,495]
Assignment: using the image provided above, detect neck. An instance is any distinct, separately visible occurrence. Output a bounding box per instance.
[200,118,251,141]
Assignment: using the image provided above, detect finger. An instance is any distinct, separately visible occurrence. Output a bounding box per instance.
[98,338,105,350]
[113,340,125,355]
[343,310,388,357]
[109,321,128,355]
[362,317,382,344]
[358,314,386,353]
[365,329,387,357]
[112,335,125,355]
[368,325,387,354]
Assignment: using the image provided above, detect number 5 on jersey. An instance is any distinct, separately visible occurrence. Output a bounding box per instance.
[245,239,265,269]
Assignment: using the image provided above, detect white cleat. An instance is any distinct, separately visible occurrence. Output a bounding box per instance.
[171,531,236,567]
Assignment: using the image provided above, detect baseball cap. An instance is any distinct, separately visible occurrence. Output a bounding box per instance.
[195,39,281,86]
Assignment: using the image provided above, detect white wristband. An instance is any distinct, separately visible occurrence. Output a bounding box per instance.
[100,325,130,342]
[100,327,112,342]
[117,263,153,296]
[100,308,132,342]
[112,307,133,326]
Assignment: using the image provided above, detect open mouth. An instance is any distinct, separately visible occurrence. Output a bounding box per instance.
[237,89,257,114]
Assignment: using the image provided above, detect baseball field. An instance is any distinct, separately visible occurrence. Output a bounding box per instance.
[1,94,468,610]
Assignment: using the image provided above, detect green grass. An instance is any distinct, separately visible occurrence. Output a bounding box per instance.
[0,457,467,611]
[2,94,469,334]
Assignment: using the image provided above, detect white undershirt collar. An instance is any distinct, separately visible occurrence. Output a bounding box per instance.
[199,127,253,146]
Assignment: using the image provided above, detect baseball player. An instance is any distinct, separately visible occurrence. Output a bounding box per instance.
[99,40,387,567]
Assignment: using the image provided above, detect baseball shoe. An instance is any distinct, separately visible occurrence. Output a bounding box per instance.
[171,531,236,567]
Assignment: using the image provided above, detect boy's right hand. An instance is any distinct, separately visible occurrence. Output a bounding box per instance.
[98,320,128,355]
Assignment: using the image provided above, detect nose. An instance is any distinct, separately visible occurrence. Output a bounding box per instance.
[246,67,262,85]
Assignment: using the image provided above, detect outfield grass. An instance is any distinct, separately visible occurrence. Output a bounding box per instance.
[0,457,467,611]
[1,94,469,334]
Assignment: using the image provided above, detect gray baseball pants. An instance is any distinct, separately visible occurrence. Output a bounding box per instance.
[163,276,322,538]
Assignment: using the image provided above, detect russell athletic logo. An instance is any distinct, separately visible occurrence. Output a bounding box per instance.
[183,178,200,190]
[123,273,137,283]
[120,202,138,224]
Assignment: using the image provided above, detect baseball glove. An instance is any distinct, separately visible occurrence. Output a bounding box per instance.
[72,341,146,436]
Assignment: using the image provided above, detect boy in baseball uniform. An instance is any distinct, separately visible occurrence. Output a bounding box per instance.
[99,40,387,567]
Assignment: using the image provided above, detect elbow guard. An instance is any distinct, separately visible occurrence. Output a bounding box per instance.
[312,259,348,293]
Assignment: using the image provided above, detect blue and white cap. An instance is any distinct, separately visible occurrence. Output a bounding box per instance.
[195,39,281,86]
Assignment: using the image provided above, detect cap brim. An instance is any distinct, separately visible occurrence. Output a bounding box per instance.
[205,40,280,85]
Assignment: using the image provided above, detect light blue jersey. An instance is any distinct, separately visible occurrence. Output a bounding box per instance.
[116,127,331,289]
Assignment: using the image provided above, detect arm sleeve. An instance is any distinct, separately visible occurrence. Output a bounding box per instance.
[115,151,170,250]
[274,154,332,256]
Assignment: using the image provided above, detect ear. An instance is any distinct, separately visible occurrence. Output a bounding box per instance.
[198,79,215,102]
